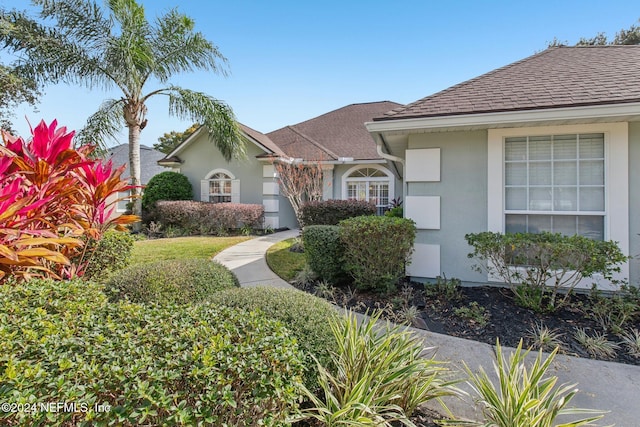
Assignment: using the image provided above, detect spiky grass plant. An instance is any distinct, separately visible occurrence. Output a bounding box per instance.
[299,310,460,426]
[314,280,336,300]
[527,322,564,352]
[574,328,620,359]
[619,328,640,358]
[442,339,606,427]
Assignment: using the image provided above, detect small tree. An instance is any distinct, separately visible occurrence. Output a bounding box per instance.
[273,158,324,227]
[154,123,200,154]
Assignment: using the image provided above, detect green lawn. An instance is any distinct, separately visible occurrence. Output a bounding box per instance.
[131,236,252,265]
[265,238,307,281]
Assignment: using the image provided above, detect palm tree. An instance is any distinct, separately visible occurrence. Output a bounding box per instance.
[0,0,246,227]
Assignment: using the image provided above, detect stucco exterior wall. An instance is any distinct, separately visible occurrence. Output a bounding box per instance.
[629,122,640,286]
[406,130,488,283]
[178,133,263,204]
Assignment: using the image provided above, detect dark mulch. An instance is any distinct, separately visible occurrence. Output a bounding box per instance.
[295,280,640,366]
[293,406,446,427]
[291,277,639,426]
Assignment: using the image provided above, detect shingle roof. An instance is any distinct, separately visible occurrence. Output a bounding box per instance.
[237,123,285,156]
[376,46,640,121]
[268,101,402,160]
[106,144,167,184]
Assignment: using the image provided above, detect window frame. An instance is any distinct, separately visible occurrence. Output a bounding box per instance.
[342,165,394,215]
[503,133,606,239]
[201,168,239,204]
[487,123,629,289]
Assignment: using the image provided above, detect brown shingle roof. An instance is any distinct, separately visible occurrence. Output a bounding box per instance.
[237,123,285,156]
[268,101,402,160]
[376,46,640,121]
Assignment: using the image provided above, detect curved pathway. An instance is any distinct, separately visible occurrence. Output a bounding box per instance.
[214,229,640,425]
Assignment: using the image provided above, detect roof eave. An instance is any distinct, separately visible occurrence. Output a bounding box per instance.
[366,102,640,134]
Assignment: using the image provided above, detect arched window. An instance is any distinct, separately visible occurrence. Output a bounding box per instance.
[343,166,393,215]
[201,169,239,203]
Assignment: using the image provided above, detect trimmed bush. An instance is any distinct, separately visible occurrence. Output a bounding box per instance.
[340,216,416,293]
[141,171,193,211]
[302,225,346,284]
[300,199,376,226]
[155,200,264,235]
[209,287,338,391]
[0,279,304,426]
[82,230,135,280]
[105,258,239,304]
[465,231,628,312]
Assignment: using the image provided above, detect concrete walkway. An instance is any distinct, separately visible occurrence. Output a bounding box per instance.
[214,229,640,426]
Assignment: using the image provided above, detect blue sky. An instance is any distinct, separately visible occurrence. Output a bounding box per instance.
[1,0,638,148]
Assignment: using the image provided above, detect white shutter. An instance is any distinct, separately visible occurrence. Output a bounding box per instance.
[200,180,210,202]
[231,179,240,203]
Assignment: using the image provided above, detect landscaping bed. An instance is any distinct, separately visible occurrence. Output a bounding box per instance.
[293,278,640,366]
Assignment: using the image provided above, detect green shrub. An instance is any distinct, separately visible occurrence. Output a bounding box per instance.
[209,287,338,391]
[155,200,264,235]
[465,232,628,312]
[302,225,347,284]
[142,171,192,211]
[300,199,376,226]
[445,339,605,427]
[0,279,304,426]
[105,258,239,304]
[82,230,135,280]
[300,311,458,425]
[340,216,416,293]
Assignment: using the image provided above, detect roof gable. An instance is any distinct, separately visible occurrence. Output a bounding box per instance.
[268,101,402,160]
[377,46,640,121]
[161,123,283,162]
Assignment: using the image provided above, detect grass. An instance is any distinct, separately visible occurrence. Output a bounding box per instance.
[266,237,306,281]
[130,236,251,265]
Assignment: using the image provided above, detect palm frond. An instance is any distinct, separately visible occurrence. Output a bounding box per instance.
[33,0,111,47]
[75,98,126,150]
[164,86,246,161]
[150,8,228,83]
[103,0,153,95]
[0,6,113,90]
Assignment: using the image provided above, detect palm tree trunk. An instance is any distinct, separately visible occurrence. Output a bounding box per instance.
[128,124,142,232]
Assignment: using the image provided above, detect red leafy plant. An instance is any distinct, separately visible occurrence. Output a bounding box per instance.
[0,119,138,283]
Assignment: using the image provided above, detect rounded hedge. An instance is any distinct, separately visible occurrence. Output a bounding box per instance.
[302,225,347,284]
[209,286,339,391]
[82,230,135,280]
[0,279,304,426]
[105,258,239,304]
[142,171,193,211]
[340,215,417,293]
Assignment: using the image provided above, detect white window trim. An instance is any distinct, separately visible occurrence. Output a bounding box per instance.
[201,168,239,203]
[488,122,629,287]
[115,190,130,213]
[341,164,395,207]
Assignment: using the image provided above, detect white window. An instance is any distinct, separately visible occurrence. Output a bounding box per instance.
[208,172,232,203]
[201,169,240,203]
[487,123,629,289]
[504,133,604,240]
[116,190,131,213]
[344,166,392,215]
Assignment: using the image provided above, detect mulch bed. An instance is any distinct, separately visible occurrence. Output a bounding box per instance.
[291,276,639,426]
[294,280,640,366]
